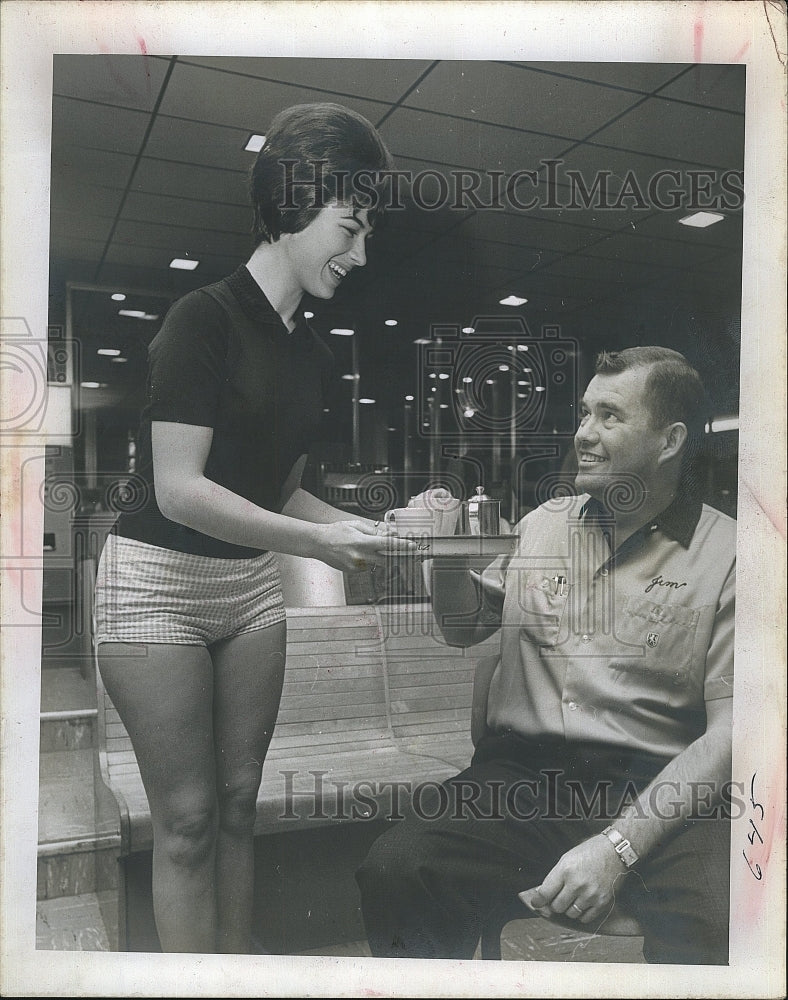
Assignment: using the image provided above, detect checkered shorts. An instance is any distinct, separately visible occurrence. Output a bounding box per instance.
[94,533,286,646]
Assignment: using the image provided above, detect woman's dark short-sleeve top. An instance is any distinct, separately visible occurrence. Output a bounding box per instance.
[113,265,334,558]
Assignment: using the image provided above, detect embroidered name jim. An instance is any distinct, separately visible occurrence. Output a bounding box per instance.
[645,575,688,594]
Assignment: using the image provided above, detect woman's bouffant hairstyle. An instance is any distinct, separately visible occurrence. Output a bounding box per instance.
[249,103,394,246]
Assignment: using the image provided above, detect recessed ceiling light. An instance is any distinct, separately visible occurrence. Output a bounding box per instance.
[462,376,473,384]
[678,211,725,228]
[97,348,121,357]
[323,407,330,413]
[111,357,128,364]
[499,294,528,306]
[413,338,431,345]
[245,134,266,153]
[387,426,397,432]
[534,386,546,392]
[118,309,159,320]
[169,258,200,270]
[498,364,510,372]
[438,373,450,380]
[462,327,475,334]
[463,408,475,417]
[385,319,398,327]
[516,344,529,352]
[707,415,739,432]
[330,327,354,336]
[518,380,529,386]
[485,378,495,385]
[405,395,414,401]
[439,403,449,409]
[359,397,376,404]
[341,374,355,381]
[303,311,314,319]
[111,293,126,302]
[80,381,105,389]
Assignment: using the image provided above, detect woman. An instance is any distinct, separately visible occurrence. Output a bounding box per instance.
[94,103,410,954]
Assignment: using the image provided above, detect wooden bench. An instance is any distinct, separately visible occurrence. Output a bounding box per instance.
[93,601,499,951]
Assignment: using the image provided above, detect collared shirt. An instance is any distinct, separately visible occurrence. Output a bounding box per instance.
[114,265,334,558]
[479,492,736,759]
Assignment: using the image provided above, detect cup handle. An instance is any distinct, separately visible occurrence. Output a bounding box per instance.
[384,510,395,524]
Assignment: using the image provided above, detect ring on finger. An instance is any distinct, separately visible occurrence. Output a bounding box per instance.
[568,902,584,916]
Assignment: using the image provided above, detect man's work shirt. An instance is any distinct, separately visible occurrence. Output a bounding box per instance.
[479,493,736,759]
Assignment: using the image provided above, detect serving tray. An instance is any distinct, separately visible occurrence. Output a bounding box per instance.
[383,534,519,562]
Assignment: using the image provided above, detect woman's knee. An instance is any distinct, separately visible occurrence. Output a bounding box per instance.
[156,796,218,869]
[218,773,262,836]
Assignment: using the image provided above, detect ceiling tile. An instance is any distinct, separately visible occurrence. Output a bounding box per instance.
[133,157,249,207]
[51,96,152,156]
[591,97,745,169]
[407,62,644,139]
[121,191,250,234]
[555,144,709,199]
[582,231,724,268]
[49,235,108,263]
[53,54,171,111]
[51,145,136,190]
[158,61,388,132]
[49,176,127,219]
[537,253,678,286]
[179,56,432,104]
[509,62,690,94]
[456,211,607,254]
[112,219,252,260]
[380,107,567,174]
[50,210,116,245]
[144,115,255,171]
[655,64,746,113]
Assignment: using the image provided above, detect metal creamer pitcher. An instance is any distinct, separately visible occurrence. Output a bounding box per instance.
[461,486,501,536]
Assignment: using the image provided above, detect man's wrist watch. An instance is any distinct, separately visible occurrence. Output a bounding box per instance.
[600,826,639,868]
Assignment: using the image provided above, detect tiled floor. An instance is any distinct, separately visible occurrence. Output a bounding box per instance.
[37,889,643,960]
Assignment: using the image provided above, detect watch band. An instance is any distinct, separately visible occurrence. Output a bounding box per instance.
[601,825,639,868]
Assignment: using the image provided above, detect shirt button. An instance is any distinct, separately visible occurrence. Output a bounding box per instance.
[650,524,658,532]
[567,701,578,711]
[581,634,591,643]
[599,568,609,577]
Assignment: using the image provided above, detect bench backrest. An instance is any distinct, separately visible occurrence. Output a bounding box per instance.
[377,604,499,742]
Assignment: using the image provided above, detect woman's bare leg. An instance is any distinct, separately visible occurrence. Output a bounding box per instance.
[97,641,218,952]
[210,622,287,953]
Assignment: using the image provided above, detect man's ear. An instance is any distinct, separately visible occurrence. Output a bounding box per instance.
[659,422,688,465]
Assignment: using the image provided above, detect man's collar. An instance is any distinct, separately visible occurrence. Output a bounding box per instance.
[579,483,702,549]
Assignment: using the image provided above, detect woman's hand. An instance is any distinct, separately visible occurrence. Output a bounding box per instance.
[312,519,415,573]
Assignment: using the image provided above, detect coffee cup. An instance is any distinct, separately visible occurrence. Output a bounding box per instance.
[384,507,438,542]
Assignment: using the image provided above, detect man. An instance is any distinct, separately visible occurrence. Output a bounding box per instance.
[356,346,735,965]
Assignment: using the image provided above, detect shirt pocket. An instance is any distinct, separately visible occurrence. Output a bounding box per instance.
[611,597,701,691]
[515,572,571,648]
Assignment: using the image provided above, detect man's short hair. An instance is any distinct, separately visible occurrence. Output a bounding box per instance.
[594,346,709,439]
[249,102,394,246]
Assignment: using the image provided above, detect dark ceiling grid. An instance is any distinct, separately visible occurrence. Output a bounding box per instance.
[49,56,745,422]
[91,56,179,283]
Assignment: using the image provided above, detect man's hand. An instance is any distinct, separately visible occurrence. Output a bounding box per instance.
[521,835,628,926]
